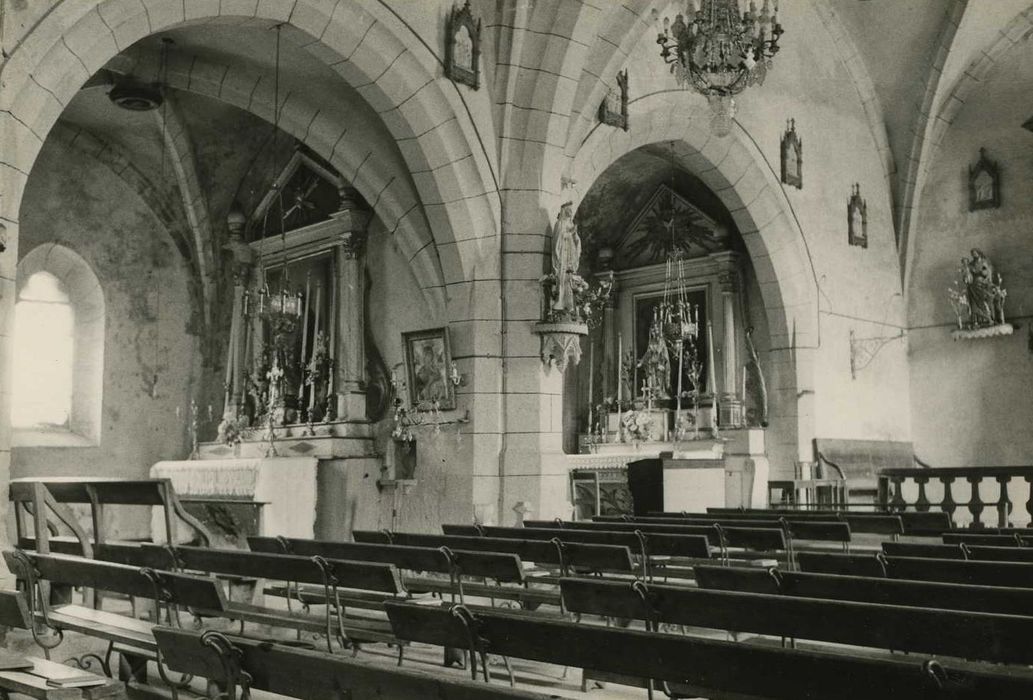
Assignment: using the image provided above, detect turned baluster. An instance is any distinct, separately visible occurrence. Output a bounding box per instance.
[1025,476,1033,527]
[890,476,906,512]
[914,476,930,513]
[940,477,957,526]
[995,476,1013,528]
[966,476,985,529]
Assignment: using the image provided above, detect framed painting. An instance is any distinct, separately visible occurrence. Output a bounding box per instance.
[598,69,629,131]
[402,327,456,410]
[445,0,481,89]
[969,147,1000,211]
[780,118,802,189]
[847,183,868,249]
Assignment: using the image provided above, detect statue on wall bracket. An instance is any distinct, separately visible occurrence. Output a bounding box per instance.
[535,201,588,372]
[968,147,1000,211]
[598,69,629,131]
[446,1,481,90]
[948,248,1013,340]
[780,119,802,189]
[847,183,867,249]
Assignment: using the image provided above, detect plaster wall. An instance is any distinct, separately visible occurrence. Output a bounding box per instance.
[11,141,198,538]
[908,41,1033,468]
[365,219,475,533]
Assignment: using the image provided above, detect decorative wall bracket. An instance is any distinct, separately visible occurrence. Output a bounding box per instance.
[951,324,1013,341]
[849,329,905,379]
[533,321,588,373]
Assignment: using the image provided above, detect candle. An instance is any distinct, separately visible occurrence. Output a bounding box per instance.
[587,340,595,436]
[617,332,623,406]
[707,320,718,425]
[309,283,323,415]
[299,271,312,399]
[676,339,684,441]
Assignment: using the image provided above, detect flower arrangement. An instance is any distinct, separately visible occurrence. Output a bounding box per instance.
[539,271,614,326]
[621,409,656,442]
[216,414,251,446]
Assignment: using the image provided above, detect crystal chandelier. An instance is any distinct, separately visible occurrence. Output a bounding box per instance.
[654,0,784,136]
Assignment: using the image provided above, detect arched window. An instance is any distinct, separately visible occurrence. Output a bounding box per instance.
[13,245,104,447]
[13,272,74,428]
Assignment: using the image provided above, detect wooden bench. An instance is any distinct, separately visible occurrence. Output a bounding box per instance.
[146,544,407,654]
[154,627,553,699]
[449,524,709,579]
[943,532,1030,547]
[2,549,225,686]
[0,592,126,699]
[883,541,1033,563]
[694,565,1033,617]
[249,536,524,604]
[384,601,1033,699]
[10,478,213,556]
[798,551,1033,587]
[522,519,787,570]
[708,507,953,534]
[558,576,1033,666]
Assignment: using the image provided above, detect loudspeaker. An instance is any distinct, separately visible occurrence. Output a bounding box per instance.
[626,458,663,516]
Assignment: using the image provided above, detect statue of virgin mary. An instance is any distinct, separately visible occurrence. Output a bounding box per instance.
[552,202,582,314]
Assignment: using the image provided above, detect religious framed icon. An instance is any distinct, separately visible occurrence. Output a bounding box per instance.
[847,183,867,249]
[780,118,802,189]
[598,69,629,131]
[445,0,480,90]
[968,147,1000,211]
[402,327,456,410]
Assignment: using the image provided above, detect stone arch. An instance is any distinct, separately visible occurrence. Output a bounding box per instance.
[0,0,500,290]
[570,91,820,461]
[100,47,447,315]
[15,243,105,445]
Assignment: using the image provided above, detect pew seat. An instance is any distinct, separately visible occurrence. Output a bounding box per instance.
[0,656,125,700]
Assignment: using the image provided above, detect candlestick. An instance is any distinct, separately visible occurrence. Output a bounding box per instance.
[707,320,718,431]
[299,271,312,401]
[676,339,684,441]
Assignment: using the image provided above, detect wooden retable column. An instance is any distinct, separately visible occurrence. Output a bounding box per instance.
[331,191,371,421]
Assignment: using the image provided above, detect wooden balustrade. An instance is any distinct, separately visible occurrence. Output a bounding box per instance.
[877,467,1033,528]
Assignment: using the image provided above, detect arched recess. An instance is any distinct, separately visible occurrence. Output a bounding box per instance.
[570,92,820,463]
[0,0,500,292]
[15,243,105,446]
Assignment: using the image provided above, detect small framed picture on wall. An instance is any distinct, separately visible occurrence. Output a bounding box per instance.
[968,147,1000,211]
[401,327,456,410]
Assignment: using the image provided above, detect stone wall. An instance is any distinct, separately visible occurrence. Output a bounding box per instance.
[908,39,1033,468]
[12,141,199,538]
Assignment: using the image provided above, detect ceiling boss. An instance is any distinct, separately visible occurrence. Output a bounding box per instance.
[654,0,785,136]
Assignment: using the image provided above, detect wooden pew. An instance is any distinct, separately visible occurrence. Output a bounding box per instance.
[557,577,1033,665]
[694,565,1033,617]
[943,532,1029,547]
[3,549,226,684]
[147,544,407,652]
[351,531,630,609]
[798,552,1033,587]
[248,536,524,604]
[384,602,1033,699]
[154,627,552,700]
[883,541,1033,563]
[0,591,127,699]
[445,524,709,578]
[521,519,788,569]
[595,514,853,560]
[706,507,951,535]
[10,478,213,556]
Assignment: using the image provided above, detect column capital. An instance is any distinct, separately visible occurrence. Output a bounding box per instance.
[335,230,368,260]
[718,270,739,294]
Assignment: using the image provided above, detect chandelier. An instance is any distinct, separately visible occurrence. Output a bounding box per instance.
[654,0,784,136]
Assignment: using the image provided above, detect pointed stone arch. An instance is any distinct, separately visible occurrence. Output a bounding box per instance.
[570,92,821,464]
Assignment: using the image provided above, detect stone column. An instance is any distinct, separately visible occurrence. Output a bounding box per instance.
[222,209,254,417]
[719,271,738,398]
[331,190,371,421]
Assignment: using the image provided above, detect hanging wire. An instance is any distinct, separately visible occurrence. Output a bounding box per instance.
[152,37,173,399]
